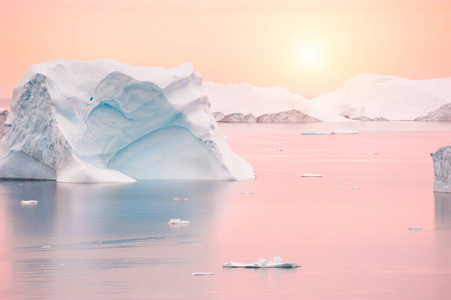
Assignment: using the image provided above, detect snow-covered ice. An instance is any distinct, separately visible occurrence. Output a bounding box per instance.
[0,59,254,182]
[332,128,359,135]
[168,219,190,225]
[301,130,331,135]
[191,272,214,276]
[223,257,300,268]
[205,74,451,122]
[20,200,38,205]
[431,146,451,193]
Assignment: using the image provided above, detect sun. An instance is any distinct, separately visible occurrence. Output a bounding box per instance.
[289,38,326,72]
[301,45,318,65]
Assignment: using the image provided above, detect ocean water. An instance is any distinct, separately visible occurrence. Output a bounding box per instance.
[1,122,451,299]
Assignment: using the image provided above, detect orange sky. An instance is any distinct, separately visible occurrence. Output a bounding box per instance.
[0,0,450,98]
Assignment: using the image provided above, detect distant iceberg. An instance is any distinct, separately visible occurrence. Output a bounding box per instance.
[0,59,255,182]
[415,103,451,121]
[431,146,451,193]
[205,75,451,122]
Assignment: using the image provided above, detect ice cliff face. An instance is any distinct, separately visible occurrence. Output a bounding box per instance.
[431,146,451,193]
[0,109,8,140]
[0,59,254,182]
[416,103,451,121]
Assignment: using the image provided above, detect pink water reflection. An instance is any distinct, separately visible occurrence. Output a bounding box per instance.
[207,123,451,299]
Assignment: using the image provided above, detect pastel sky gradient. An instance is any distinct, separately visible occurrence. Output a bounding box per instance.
[0,0,450,98]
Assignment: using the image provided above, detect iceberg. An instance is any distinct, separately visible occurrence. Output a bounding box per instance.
[415,103,451,121]
[205,75,451,122]
[223,257,300,269]
[0,59,254,182]
[431,146,451,193]
[20,200,38,205]
[310,74,451,121]
[168,219,190,225]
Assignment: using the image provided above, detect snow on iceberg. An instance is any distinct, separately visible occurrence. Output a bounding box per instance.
[310,74,451,121]
[204,82,330,122]
[431,146,451,193]
[223,257,300,268]
[0,59,254,182]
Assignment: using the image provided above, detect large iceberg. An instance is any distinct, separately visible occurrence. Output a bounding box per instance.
[431,146,451,193]
[205,75,451,122]
[0,59,254,182]
[311,74,451,121]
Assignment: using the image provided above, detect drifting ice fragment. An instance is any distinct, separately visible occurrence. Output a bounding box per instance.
[332,128,359,135]
[301,130,331,135]
[191,272,214,276]
[168,219,190,225]
[223,257,300,269]
[301,174,323,177]
[20,200,38,205]
[351,187,360,190]
[273,148,284,151]
[174,197,188,201]
[40,245,52,249]
[408,226,423,231]
[242,192,256,194]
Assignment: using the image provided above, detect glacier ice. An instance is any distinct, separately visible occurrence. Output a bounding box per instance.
[205,75,451,122]
[416,103,451,121]
[0,59,254,182]
[222,257,300,268]
[431,146,451,193]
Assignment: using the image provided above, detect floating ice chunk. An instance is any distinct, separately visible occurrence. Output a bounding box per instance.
[40,245,52,249]
[192,244,205,247]
[301,130,331,135]
[241,191,255,194]
[332,128,359,134]
[173,197,188,201]
[191,272,214,276]
[273,148,284,151]
[351,187,360,190]
[301,174,323,177]
[20,200,38,205]
[223,257,300,269]
[408,226,423,231]
[168,219,190,225]
[336,186,345,189]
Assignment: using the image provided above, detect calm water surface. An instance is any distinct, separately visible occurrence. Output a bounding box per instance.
[1,122,451,299]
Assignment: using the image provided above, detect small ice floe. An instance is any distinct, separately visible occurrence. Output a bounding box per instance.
[336,186,345,189]
[301,130,331,135]
[173,197,188,202]
[301,174,323,178]
[273,148,284,151]
[408,226,423,231]
[168,219,190,225]
[332,128,359,135]
[20,200,38,205]
[366,151,379,155]
[241,192,255,194]
[351,187,360,190]
[40,245,52,249]
[191,272,215,276]
[223,256,300,269]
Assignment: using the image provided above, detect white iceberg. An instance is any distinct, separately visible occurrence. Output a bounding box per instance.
[301,173,323,177]
[191,272,214,276]
[0,59,254,182]
[431,146,451,193]
[332,128,359,135]
[206,74,451,122]
[20,200,38,205]
[301,130,331,135]
[168,219,190,225]
[223,257,300,269]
